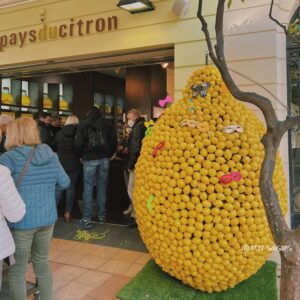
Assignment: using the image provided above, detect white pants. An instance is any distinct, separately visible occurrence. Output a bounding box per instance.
[127,169,136,218]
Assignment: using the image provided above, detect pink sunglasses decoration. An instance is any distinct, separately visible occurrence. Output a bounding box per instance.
[220,172,242,184]
[152,141,166,158]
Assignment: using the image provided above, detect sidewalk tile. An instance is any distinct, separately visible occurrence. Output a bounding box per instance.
[99,259,132,275]
[49,248,65,261]
[53,265,88,290]
[123,263,144,277]
[71,243,100,255]
[50,262,65,272]
[136,253,151,265]
[55,281,93,300]
[90,246,120,259]
[111,249,144,263]
[75,256,107,270]
[76,270,112,287]
[54,251,87,265]
[51,239,78,251]
[85,275,131,300]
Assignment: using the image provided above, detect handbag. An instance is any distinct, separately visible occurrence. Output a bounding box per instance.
[2,148,35,269]
[15,146,35,188]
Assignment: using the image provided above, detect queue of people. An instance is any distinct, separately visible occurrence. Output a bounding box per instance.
[0,106,146,297]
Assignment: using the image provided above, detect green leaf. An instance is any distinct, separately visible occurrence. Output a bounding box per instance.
[228,0,245,10]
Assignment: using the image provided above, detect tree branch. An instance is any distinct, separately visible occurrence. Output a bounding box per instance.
[272,116,300,147]
[215,0,225,62]
[260,134,289,242]
[197,0,218,65]
[269,0,289,35]
[280,116,300,133]
[269,0,300,46]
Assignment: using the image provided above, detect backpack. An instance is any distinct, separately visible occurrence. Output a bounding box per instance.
[86,123,107,151]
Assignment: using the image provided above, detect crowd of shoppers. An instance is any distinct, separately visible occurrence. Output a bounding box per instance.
[0,105,145,297]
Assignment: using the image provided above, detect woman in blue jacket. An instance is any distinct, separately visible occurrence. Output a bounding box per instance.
[0,118,70,300]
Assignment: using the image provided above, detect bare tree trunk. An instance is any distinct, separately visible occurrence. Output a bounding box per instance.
[280,233,300,300]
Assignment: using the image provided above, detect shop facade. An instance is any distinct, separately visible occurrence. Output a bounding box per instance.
[0,0,299,261]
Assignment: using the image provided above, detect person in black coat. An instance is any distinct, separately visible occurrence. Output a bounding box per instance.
[115,122,132,215]
[75,106,117,229]
[126,109,146,227]
[55,115,81,222]
[50,114,62,140]
[34,112,55,151]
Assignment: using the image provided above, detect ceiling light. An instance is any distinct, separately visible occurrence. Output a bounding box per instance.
[161,62,169,69]
[117,0,155,14]
[115,67,121,74]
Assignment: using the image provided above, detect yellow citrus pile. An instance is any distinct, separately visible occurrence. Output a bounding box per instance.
[133,66,287,293]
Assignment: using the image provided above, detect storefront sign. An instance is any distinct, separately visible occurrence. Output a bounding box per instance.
[0,16,118,52]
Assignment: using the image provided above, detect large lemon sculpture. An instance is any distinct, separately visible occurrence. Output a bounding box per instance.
[134,66,287,293]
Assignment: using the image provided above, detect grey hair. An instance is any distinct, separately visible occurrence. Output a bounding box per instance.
[0,114,13,141]
[0,114,13,127]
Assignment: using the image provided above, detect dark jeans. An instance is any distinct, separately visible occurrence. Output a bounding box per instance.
[56,170,80,213]
[82,158,110,220]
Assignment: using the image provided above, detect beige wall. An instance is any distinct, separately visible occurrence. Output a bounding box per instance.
[220,0,299,266]
[0,0,205,66]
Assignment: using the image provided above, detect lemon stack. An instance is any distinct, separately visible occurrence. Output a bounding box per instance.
[21,95,31,106]
[1,92,13,105]
[43,98,53,109]
[59,99,69,110]
[133,66,287,292]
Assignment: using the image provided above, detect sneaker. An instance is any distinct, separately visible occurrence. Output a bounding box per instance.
[125,217,137,228]
[127,220,137,228]
[79,219,92,229]
[123,204,133,215]
[64,212,71,223]
[98,216,106,225]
